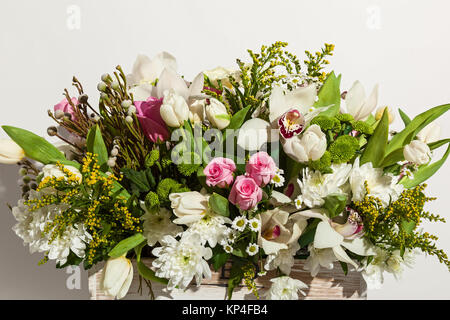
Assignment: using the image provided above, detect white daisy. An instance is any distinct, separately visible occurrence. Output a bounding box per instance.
[264,276,308,300]
[247,218,260,232]
[271,168,285,187]
[294,195,303,209]
[223,244,233,253]
[152,233,212,291]
[246,243,259,256]
[231,216,247,231]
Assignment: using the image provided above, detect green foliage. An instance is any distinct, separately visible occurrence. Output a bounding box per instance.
[2,125,66,165]
[309,151,332,173]
[329,135,359,163]
[323,193,348,218]
[121,167,155,194]
[209,193,230,217]
[314,71,342,117]
[108,233,146,258]
[298,219,320,248]
[360,108,389,167]
[144,191,160,212]
[398,108,412,126]
[86,125,109,171]
[177,152,202,176]
[145,149,160,168]
[335,113,354,122]
[210,246,230,272]
[304,43,335,84]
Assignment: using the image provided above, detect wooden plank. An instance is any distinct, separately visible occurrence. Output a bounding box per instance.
[88,258,366,300]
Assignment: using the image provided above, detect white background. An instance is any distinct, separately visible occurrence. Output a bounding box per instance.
[0,0,449,299]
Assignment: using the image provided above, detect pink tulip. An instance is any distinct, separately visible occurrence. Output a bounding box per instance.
[135,97,170,143]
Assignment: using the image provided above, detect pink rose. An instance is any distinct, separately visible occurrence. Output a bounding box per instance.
[135,97,170,143]
[228,175,262,210]
[245,151,276,187]
[203,157,236,188]
[54,97,79,121]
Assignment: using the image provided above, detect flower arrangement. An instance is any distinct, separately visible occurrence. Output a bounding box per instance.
[1,41,449,300]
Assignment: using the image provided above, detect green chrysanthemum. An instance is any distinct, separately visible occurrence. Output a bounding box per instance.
[156,178,190,203]
[144,191,160,212]
[329,135,359,163]
[309,151,332,173]
[335,113,354,123]
[311,116,341,131]
[352,120,374,135]
[145,149,160,168]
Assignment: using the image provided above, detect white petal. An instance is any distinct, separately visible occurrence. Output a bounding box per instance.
[345,81,365,118]
[284,84,317,112]
[129,83,153,101]
[341,238,377,256]
[156,68,189,100]
[270,191,292,205]
[269,86,288,123]
[237,118,271,151]
[116,263,133,299]
[359,84,378,120]
[314,221,343,249]
[189,73,204,97]
[332,245,359,268]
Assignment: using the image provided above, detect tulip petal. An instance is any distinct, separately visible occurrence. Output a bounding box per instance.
[358,84,378,120]
[345,81,365,119]
[102,257,130,297]
[116,263,133,299]
[237,118,272,151]
[314,221,343,249]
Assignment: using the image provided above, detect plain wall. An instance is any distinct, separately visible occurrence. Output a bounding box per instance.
[0,0,449,299]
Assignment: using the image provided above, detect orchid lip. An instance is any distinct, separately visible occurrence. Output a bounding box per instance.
[278,108,305,139]
[263,225,281,240]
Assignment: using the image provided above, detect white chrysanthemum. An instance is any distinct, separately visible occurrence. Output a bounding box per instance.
[247,218,260,232]
[264,276,308,300]
[231,216,247,231]
[184,214,232,247]
[271,168,285,187]
[296,163,352,208]
[141,204,183,246]
[11,190,91,265]
[350,157,404,207]
[152,233,212,290]
[264,242,300,275]
[246,243,259,256]
[303,244,337,277]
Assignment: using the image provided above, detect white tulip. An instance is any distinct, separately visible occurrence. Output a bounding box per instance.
[417,122,441,144]
[160,89,190,127]
[42,164,82,182]
[188,99,206,124]
[282,124,327,162]
[169,191,210,225]
[0,139,25,164]
[102,255,133,299]
[205,98,230,130]
[375,106,395,124]
[345,81,378,121]
[403,140,431,165]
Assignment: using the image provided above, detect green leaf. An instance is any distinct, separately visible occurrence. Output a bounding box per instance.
[227,106,251,130]
[86,125,109,171]
[339,261,348,275]
[298,219,320,248]
[99,171,130,199]
[211,247,230,272]
[2,125,65,164]
[398,108,411,127]
[121,168,152,193]
[108,233,146,258]
[360,108,389,167]
[401,141,450,188]
[323,193,347,218]
[386,104,450,157]
[227,258,246,300]
[137,260,169,285]
[380,147,405,168]
[401,220,416,234]
[209,192,230,217]
[314,71,342,117]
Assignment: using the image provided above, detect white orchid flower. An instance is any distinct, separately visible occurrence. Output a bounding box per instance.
[344,81,379,121]
[127,52,177,101]
[299,209,376,269]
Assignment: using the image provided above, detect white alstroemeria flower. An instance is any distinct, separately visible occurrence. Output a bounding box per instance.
[303,243,337,277]
[264,276,308,300]
[360,247,388,289]
[102,255,134,299]
[299,209,376,270]
[417,122,441,144]
[350,157,404,207]
[403,140,431,165]
[0,138,25,164]
[344,81,379,121]
[296,163,352,208]
[127,52,177,101]
[257,208,307,255]
[205,98,230,129]
[141,203,183,246]
[152,233,212,290]
[237,85,324,151]
[169,191,209,225]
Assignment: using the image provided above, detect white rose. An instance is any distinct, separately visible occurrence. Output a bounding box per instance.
[417,122,441,144]
[160,89,190,127]
[205,98,230,130]
[169,191,209,225]
[42,164,82,182]
[0,139,25,164]
[403,140,431,165]
[101,255,133,299]
[282,124,327,162]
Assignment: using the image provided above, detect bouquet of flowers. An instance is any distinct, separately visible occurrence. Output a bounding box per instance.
[1,42,449,300]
